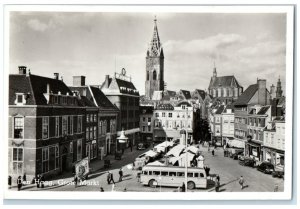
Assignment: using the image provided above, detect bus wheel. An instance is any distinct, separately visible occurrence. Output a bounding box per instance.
[187,181,195,190]
[149,179,157,188]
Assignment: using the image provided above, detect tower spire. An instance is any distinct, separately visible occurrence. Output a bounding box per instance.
[148,16,162,57]
[276,76,283,98]
[213,61,217,78]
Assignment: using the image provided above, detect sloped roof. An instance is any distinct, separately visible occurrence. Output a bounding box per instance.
[234,84,258,106]
[9,74,75,106]
[101,76,139,96]
[215,105,225,114]
[180,90,191,100]
[90,86,118,110]
[194,89,206,100]
[140,105,154,114]
[176,101,192,107]
[257,106,270,115]
[165,90,176,97]
[156,103,174,110]
[209,75,242,89]
[78,96,96,107]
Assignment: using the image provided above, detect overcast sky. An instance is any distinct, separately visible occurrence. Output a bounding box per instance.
[9,12,286,95]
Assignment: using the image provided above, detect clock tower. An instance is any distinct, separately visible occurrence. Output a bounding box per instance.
[145,17,164,100]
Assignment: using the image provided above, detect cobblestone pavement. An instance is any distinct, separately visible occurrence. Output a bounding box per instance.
[11,145,284,192]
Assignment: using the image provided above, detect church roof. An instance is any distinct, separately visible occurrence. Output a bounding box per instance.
[234,84,258,106]
[209,75,242,89]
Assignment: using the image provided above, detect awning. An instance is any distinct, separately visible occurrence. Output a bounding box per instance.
[153,146,166,153]
[227,139,245,149]
[147,161,165,166]
[183,145,199,154]
[166,144,185,157]
[139,150,159,158]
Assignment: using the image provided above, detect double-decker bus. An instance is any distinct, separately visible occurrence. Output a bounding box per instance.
[140,165,207,190]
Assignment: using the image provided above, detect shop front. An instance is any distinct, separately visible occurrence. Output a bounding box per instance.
[262,146,285,171]
[245,140,262,162]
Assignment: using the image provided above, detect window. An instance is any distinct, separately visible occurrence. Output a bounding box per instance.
[153,171,160,175]
[153,70,157,80]
[92,143,97,159]
[42,147,49,173]
[12,148,23,174]
[168,113,172,118]
[169,172,176,176]
[148,171,152,175]
[194,173,199,178]
[77,139,82,161]
[15,93,25,105]
[187,173,193,177]
[62,116,68,136]
[99,121,103,135]
[177,172,184,177]
[70,141,73,153]
[86,127,89,140]
[93,114,97,122]
[54,96,58,104]
[55,145,59,169]
[69,116,73,135]
[86,114,90,123]
[89,127,93,140]
[155,113,159,117]
[103,121,107,134]
[148,126,151,132]
[90,114,93,122]
[200,173,204,177]
[77,116,82,133]
[143,171,148,175]
[142,126,146,132]
[162,112,166,117]
[55,117,59,137]
[14,117,24,139]
[42,117,49,139]
[182,105,186,109]
[143,117,146,122]
[161,171,168,176]
[93,126,97,139]
[148,117,151,122]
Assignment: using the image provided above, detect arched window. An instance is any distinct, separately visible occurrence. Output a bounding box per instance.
[146,71,149,80]
[153,71,157,80]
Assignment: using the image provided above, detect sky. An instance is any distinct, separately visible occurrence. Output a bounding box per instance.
[9,12,287,95]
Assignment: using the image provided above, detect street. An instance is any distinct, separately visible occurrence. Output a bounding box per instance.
[13,145,284,192]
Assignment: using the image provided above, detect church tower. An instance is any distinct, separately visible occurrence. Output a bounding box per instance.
[145,17,164,100]
[276,76,283,98]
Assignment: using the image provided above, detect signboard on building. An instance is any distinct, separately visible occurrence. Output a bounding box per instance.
[75,157,89,179]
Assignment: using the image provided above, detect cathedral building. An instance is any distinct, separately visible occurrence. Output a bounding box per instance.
[208,65,243,104]
[145,17,165,100]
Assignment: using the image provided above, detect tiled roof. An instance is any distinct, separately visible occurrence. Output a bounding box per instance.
[78,96,96,107]
[215,105,225,114]
[9,74,75,106]
[156,103,174,110]
[257,106,270,115]
[194,89,206,100]
[90,86,118,110]
[140,105,154,114]
[234,84,258,106]
[209,75,242,89]
[165,90,176,97]
[180,90,191,100]
[176,101,192,107]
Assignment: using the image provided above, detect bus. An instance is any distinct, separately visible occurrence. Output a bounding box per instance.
[140,165,207,190]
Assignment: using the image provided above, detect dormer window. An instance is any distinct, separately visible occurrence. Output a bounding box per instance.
[15,93,26,105]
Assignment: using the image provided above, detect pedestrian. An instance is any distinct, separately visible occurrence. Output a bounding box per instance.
[212,149,215,156]
[23,173,27,183]
[100,187,104,192]
[239,176,245,190]
[137,171,141,182]
[74,175,78,188]
[181,183,186,192]
[108,171,115,184]
[17,176,22,191]
[119,168,123,182]
[36,174,40,188]
[40,175,45,188]
[107,171,111,184]
[8,175,12,189]
[216,175,220,182]
[215,178,220,192]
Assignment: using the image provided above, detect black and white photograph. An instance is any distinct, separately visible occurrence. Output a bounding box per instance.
[3,4,295,201]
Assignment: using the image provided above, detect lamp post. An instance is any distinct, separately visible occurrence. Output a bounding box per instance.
[117,128,128,154]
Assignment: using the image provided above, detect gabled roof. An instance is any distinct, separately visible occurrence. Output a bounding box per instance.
[89,86,118,110]
[101,76,139,96]
[234,84,258,106]
[179,90,191,100]
[78,96,96,107]
[209,75,242,89]
[9,74,75,106]
[194,89,206,100]
[165,90,176,97]
[257,106,270,115]
[176,101,192,107]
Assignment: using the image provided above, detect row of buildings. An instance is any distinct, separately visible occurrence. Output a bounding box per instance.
[209,77,285,171]
[9,66,140,181]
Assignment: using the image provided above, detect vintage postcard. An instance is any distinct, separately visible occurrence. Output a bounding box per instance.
[3,4,294,200]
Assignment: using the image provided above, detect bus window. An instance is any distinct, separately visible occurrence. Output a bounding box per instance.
[200,173,204,177]
[149,171,152,175]
[177,172,184,177]
[194,173,199,178]
[169,172,176,176]
[161,171,168,176]
[153,171,160,176]
[143,171,148,175]
[187,173,193,177]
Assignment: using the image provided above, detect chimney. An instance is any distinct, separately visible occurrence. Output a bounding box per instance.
[54,73,59,80]
[257,79,267,105]
[73,76,86,86]
[104,75,110,88]
[18,66,27,75]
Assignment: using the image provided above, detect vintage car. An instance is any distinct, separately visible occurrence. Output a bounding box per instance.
[257,162,275,174]
[272,170,284,178]
[238,156,255,167]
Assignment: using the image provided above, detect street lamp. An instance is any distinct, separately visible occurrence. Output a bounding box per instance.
[117,128,128,154]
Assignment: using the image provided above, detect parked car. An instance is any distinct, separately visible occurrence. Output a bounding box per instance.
[272,170,284,178]
[257,162,275,174]
[232,151,244,160]
[238,156,255,167]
